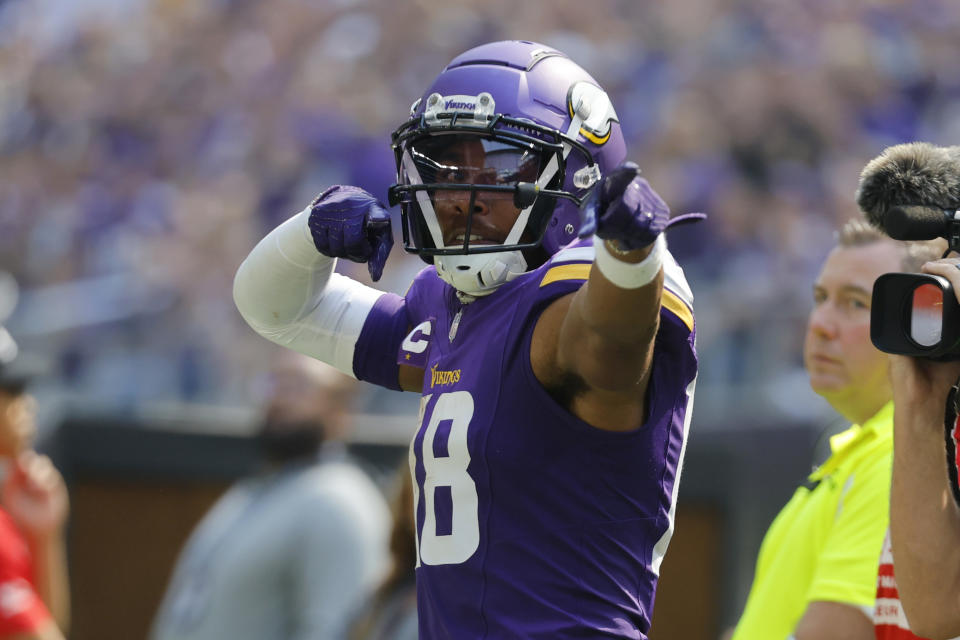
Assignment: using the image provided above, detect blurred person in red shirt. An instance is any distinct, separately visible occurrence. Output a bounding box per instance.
[0,325,70,640]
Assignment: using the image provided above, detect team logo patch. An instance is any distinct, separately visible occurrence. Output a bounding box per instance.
[399,319,434,368]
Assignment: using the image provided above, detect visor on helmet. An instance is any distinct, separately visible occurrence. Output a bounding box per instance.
[412,135,543,192]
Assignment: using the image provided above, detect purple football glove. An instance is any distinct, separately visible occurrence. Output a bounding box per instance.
[579,162,705,250]
[307,185,393,282]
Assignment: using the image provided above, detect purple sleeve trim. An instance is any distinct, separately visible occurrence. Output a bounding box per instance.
[353,292,409,391]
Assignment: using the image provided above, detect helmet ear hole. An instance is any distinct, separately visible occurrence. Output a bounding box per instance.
[541,201,581,255]
[457,265,470,271]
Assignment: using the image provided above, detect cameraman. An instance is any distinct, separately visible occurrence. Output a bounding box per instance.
[882,255,960,640]
[731,222,942,640]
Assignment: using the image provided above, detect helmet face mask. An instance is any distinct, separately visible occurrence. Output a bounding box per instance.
[392,129,570,257]
[387,41,626,296]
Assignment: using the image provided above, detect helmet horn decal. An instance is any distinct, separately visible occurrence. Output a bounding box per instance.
[567,82,619,145]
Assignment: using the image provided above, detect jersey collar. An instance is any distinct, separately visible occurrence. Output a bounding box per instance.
[810,401,893,482]
[828,401,894,453]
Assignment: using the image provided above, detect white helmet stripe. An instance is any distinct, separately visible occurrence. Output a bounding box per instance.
[503,110,584,246]
[401,149,446,248]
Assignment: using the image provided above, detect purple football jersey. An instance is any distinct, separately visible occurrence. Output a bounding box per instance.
[357,239,697,639]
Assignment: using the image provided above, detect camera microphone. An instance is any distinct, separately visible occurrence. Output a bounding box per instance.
[856,142,960,241]
[883,205,958,241]
[857,142,960,360]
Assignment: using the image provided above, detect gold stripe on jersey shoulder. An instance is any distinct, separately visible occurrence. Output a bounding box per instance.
[539,265,694,332]
[662,289,694,331]
[540,263,591,287]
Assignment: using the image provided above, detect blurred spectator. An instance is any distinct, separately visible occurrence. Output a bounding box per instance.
[348,464,417,640]
[0,321,70,640]
[150,353,390,640]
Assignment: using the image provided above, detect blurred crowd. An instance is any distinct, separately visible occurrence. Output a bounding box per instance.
[2,0,959,427]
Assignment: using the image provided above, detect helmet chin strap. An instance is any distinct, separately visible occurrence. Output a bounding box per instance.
[502,101,586,246]
[434,251,528,298]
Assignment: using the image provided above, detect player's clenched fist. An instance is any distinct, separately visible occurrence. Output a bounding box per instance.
[580,162,704,251]
[307,185,393,281]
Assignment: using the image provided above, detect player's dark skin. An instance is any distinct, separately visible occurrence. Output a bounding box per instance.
[396,141,661,432]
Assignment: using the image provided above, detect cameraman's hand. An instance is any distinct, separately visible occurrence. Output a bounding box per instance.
[890,355,960,422]
[921,254,960,295]
[889,254,960,422]
[307,185,393,281]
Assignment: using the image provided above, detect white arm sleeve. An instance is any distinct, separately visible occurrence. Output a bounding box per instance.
[232,207,385,376]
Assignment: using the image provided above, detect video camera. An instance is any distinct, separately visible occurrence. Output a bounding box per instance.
[856,143,960,360]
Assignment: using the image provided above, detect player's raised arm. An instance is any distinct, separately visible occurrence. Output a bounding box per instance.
[233,186,421,391]
[532,162,700,432]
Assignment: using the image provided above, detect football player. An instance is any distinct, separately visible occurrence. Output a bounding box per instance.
[234,40,701,639]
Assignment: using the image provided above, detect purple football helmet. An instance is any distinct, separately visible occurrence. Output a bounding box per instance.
[388,41,627,296]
